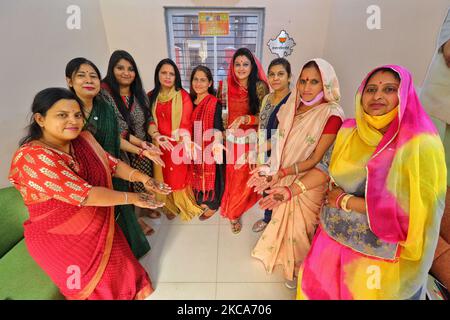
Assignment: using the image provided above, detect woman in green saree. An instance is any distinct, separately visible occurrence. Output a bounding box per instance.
[65,57,163,259]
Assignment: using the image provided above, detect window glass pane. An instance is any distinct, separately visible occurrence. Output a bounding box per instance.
[166,8,264,91]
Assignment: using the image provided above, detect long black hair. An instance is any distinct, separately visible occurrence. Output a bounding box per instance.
[102,50,150,135]
[268,57,292,77]
[189,65,216,102]
[19,88,84,146]
[148,58,183,110]
[65,57,102,83]
[65,57,102,107]
[232,48,261,115]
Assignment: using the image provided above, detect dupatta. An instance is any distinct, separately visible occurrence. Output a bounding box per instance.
[271,58,344,172]
[191,94,219,200]
[226,52,269,125]
[327,65,446,297]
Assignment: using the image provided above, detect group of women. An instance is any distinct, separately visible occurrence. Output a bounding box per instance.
[8,45,446,300]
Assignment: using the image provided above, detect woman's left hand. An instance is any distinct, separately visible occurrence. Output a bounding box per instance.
[141,141,162,155]
[143,177,172,195]
[142,149,165,167]
[258,187,291,210]
[228,116,246,130]
[325,186,345,208]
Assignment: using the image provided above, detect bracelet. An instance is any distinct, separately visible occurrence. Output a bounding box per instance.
[128,169,138,182]
[280,168,288,178]
[341,194,354,212]
[285,186,292,201]
[294,163,299,175]
[335,192,346,209]
[124,192,128,204]
[293,179,307,194]
[137,148,145,158]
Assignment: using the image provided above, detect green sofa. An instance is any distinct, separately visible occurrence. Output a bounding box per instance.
[0,187,63,300]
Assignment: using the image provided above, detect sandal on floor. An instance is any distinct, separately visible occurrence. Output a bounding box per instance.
[161,207,177,220]
[138,217,155,236]
[199,208,217,221]
[252,219,268,233]
[142,208,161,219]
[230,219,242,234]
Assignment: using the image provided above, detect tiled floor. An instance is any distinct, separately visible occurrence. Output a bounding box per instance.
[139,203,296,300]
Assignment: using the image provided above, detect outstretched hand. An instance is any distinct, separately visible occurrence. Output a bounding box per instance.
[258,187,291,210]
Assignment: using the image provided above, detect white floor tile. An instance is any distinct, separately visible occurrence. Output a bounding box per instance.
[139,200,295,300]
[141,224,219,283]
[216,282,296,300]
[216,216,287,283]
[147,282,216,300]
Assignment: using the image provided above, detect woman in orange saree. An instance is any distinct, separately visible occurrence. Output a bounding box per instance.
[9,88,170,300]
[221,48,269,233]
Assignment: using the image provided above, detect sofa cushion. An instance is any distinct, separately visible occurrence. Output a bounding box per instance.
[0,239,63,300]
[0,187,29,257]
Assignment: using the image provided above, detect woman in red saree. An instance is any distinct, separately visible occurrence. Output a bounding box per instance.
[148,59,204,221]
[9,88,170,300]
[221,48,269,233]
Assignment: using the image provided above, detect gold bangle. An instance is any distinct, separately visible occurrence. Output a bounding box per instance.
[128,169,138,182]
[293,179,307,193]
[124,192,128,204]
[294,163,299,175]
[341,194,354,212]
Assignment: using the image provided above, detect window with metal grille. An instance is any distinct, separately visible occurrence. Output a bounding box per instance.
[165,7,265,91]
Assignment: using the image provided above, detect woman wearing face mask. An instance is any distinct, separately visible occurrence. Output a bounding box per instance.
[148,58,204,221]
[189,65,226,220]
[65,57,163,259]
[101,50,164,236]
[249,58,292,233]
[249,59,345,289]
[221,48,269,234]
[297,66,446,300]
[9,88,169,299]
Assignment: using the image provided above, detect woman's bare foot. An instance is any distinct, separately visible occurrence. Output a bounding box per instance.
[230,219,242,234]
[199,208,217,221]
[138,217,155,236]
[141,208,161,219]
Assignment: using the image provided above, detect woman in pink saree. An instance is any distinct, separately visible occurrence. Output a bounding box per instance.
[297,65,446,299]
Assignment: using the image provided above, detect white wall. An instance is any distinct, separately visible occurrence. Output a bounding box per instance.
[1,0,448,186]
[0,0,109,187]
[99,0,332,90]
[323,0,450,116]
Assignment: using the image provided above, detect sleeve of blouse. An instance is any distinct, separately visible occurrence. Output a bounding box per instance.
[105,152,119,174]
[321,116,343,135]
[9,147,93,206]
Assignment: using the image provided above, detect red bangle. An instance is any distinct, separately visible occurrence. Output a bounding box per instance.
[280,168,287,178]
[138,148,145,158]
[285,186,292,201]
[335,192,346,209]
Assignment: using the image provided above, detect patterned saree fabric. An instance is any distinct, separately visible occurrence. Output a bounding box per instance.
[298,65,446,300]
[252,58,345,281]
[9,131,153,300]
